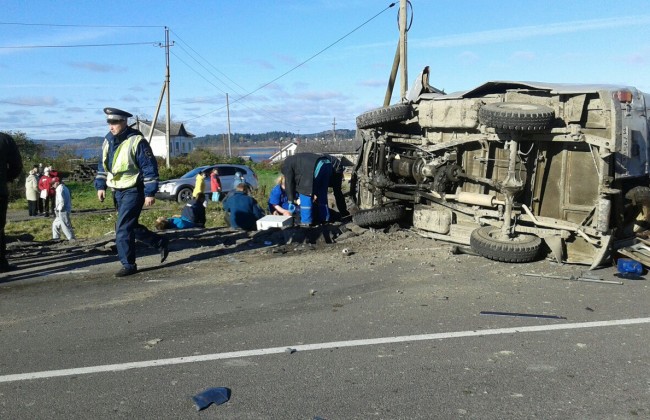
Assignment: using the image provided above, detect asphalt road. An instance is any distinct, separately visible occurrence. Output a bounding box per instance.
[0,228,649,419]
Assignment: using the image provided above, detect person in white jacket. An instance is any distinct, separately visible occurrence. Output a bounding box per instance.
[25,166,40,217]
[51,177,75,241]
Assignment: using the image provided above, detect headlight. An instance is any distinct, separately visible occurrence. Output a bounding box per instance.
[159,183,175,193]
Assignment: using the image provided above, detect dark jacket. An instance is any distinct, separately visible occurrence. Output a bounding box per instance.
[223,191,264,230]
[181,198,206,227]
[0,133,23,196]
[281,153,327,200]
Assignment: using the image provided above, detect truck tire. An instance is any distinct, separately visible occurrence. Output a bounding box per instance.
[478,102,555,132]
[356,104,412,129]
[470,226,542,263]
[352,205,406,227]
[176,187,193,203]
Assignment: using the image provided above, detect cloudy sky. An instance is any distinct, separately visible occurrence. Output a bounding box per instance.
[2,0,649,140]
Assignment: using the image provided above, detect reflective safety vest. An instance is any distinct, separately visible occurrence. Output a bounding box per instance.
[102,134,144,189]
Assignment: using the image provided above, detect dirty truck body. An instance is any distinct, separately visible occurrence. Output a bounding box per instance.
[353,68,650,267]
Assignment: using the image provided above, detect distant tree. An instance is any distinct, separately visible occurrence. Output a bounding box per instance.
[3,131,45,165]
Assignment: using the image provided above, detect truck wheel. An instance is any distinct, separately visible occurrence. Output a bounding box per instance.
[470,226,542,263]
[478,102,555,132]
[352,205,406,227]
[176,187,193,203]
[356,104,412,129]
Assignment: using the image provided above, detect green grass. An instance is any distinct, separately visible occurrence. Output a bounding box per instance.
[7,170,282,241]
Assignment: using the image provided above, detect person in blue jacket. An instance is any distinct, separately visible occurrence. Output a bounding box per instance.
[223,183,265,231]
[267,175,298,216]
[155,194,206,230]
[95,107,169,277]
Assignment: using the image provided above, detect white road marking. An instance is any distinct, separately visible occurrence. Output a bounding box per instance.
[1,317,649,384]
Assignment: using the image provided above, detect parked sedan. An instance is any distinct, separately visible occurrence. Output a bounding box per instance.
[156,164,258,203]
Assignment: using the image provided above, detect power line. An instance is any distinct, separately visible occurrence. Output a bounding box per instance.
[0,22,162,28]
[0,41,159,49]
[185,2,397,121]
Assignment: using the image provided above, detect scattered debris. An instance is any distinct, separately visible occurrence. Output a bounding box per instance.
[450,245,478,256]
[192,387,231,411]
[145,338,162,348]
[480,311,566,320]
[285,347,297,354]
[523,272,623,285]
[309,289,317,296]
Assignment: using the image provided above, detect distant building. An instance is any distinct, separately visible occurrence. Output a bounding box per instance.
[269,142,298,163]
[133,120,195,158]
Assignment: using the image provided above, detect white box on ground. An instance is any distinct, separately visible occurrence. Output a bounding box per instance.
[256,215,294,230]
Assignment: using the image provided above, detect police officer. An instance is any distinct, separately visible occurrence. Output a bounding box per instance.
[94,108,169,277]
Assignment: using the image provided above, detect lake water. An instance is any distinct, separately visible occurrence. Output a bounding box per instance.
[49,146,277,163]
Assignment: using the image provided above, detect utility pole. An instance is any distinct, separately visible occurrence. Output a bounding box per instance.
[226,93,232,158]
[399,0,408,100]
[151,26,174,168]
[384,0,409,105]
[332,117,337,141]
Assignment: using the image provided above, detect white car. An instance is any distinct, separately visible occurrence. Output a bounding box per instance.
[156,164,258,203]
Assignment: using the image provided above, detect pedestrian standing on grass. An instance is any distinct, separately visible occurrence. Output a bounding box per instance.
[210,167,222,202]
[0,132,23,272]
[51,177,75,241]
[25,166,39,217]
[38,167,53,217]
[94,107,168,277]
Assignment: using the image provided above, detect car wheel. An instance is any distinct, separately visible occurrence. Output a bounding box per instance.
[470,226,542,263]
[356,103,413,129]
[478,102,555,132]
[352,205,406,227]
[176,187,193,203]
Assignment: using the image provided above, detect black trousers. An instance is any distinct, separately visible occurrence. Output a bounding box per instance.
[28,200,38,216]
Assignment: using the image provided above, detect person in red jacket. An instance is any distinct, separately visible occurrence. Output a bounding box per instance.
[210,168,222,202]
[38,167,54,217]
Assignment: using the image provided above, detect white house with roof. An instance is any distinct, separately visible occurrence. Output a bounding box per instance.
[133,120,195,158]
[268,142,298,163]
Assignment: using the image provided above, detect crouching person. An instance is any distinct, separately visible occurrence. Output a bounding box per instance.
[52,177,75,241]
[223,183,264,231]
[155,194,206,230]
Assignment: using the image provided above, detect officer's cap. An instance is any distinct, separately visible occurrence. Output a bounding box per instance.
[104,107,132,123]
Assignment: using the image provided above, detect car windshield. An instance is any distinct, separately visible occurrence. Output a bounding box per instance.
[181,167,210,179]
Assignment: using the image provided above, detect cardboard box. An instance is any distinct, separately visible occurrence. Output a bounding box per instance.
[256,215,294,230]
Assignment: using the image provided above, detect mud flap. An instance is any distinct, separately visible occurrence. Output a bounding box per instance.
[589,234,613,270]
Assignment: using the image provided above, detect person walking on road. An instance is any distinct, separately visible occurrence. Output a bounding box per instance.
[0,132,23,272]
[25,166,39,217]
[51,177,75,241]
[94,107,168,277]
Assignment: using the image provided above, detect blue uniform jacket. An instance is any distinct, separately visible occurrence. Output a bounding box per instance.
[94,127,159,197]
[181,198,206,226]
[223,191,265,230]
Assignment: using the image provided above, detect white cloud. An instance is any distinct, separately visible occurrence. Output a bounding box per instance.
[68,61,127,73]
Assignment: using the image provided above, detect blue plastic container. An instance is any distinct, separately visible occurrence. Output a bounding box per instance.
[617,258,643,275]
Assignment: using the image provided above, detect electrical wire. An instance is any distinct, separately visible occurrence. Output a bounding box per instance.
[185,2,397,121]
[0,41,159,49]
[0,22,162,28]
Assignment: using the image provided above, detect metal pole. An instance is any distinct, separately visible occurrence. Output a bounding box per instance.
[226,93,232,158]
[149,82,166,143]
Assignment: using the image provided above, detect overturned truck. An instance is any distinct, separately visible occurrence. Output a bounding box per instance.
[352,67,650,268]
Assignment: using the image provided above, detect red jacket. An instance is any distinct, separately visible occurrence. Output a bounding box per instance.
[210,173,222,192]
[38,175,54,197]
